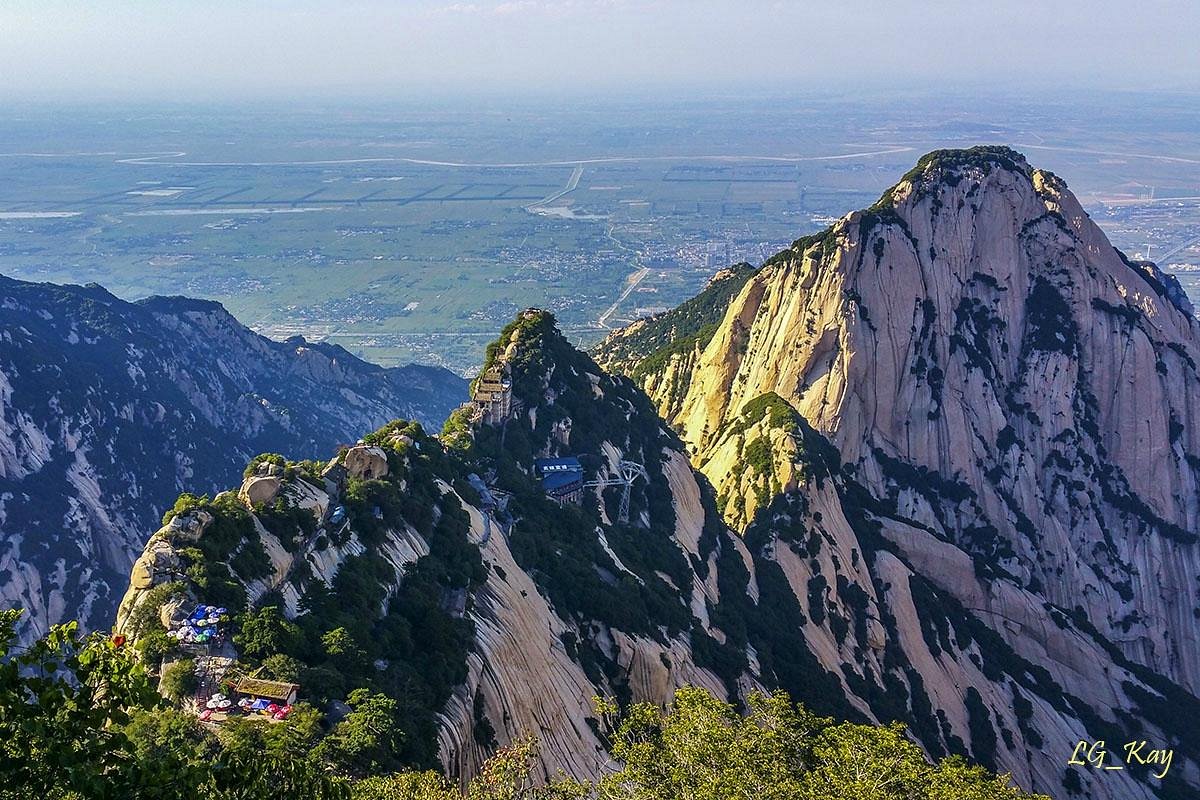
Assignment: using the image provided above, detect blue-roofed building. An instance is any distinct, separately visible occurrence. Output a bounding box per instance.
[534,456,584,504]
[534,457,582,475]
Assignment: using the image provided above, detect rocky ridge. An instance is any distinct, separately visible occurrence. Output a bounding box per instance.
[116,312,744,780]
[1,275,465,643]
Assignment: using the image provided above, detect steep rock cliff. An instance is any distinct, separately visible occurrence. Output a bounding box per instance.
[597,147,1200,799]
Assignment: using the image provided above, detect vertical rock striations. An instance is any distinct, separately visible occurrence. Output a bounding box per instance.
[598,147,1200,799]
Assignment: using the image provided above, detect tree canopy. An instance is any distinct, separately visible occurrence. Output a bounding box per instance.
[2,608,1049,800]
[592,687,1049,800]
[0,609,345,800]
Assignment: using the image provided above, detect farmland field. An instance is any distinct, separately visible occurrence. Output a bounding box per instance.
[2,91,1198,373]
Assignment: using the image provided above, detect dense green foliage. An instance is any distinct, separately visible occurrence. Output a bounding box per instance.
[144,420,486,770]
[0,614,1059,800]
[235,605,302,662]
[257,494,319,551]
[165,492,271,611]
[348,738,584,800]
[592,687,1047,800]
[265,428,480,766]
[159,658,198,702]
[341,688,1047,800]
[313,689,407,778]
[0,609,345,800]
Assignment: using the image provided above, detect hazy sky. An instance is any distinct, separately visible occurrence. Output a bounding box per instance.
[1,0,1196,100]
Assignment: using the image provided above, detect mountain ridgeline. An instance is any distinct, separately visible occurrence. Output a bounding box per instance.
[114,148,1200,800]
[597,146,1200,799]
[0,275,466,644]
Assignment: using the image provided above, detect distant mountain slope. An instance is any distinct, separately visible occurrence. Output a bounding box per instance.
[0,275,465,642]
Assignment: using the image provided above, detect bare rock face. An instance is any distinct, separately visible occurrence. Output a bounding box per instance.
[669,150,1200,692]
[599,147,1200,799]
[159,594,191,630]
[127,539,182,591]
[699,393,808,532]
[120,509,210,606]
[343,445,389,480]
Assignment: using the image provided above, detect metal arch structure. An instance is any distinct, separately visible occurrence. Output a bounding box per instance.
[584,459,648,524]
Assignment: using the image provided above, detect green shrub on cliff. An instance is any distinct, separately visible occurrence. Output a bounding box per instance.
[159,658,198,702]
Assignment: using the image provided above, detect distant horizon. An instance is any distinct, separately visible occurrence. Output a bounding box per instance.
[1,1,1197,102]
[3,78,1199,108]
[1,84,1198,117]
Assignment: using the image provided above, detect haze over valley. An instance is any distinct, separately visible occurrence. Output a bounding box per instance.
[3,90,1198,373]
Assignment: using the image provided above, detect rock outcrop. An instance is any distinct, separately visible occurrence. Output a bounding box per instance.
[239,476,283,507]
[343,445,389,480]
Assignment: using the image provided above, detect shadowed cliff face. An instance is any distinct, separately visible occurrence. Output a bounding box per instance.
[598,147,1200,799]
[0,276,465,644]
